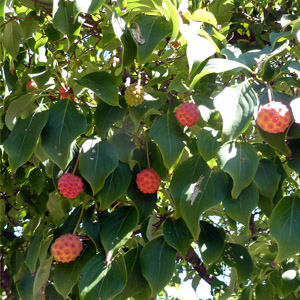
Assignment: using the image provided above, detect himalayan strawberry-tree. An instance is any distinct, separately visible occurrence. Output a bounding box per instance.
[1,0,300,299]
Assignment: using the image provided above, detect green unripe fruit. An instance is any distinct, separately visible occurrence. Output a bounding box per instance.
[124,83,145,107]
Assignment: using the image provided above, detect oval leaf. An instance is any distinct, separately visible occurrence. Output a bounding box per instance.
[223,182,259,227]
[198,221,226,264]
[218,142,259,199]
[4,110,48,173]
[100,206,138,256]
[254,159,281,200]
[97,162,132,210]
[150,112,185,170]
[180,169,228,240]
[3,20,23,58]
[214,81,258,143]
[163,218,193,257]
[79,252,126,300]
[140,236,177,296]
[41,100,87,170]
[222,243,253,282]
[79,139,119,194]
[76,71,119,106]
[270,196,300,262]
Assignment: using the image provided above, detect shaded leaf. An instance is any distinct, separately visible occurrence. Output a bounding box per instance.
[198,221,226,264]
[4,110,48,173]
[79,253,126,300]
[163,218,193,257]
[3,20,23,58]
[41,100,87,170]
[24,233,43,273]
[218,142,259,199]
[110,133,135,164]
[150,112,185,170]
[79,139,119,194]
[140,236,177,296]
[76,71,119,106]
[270,196,300,262]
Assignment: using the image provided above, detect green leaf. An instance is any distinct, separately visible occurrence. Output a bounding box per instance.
[163,0,180,41]
[180,169,228,240]
[79,139,119,194]
[150,112,185,170]
[54,242,96,299]
[255,283,272,300]
[74,0,105,14]
[198,221,226,264]
[112,247,147,300]
[209,0,234,24]
[214,81,258,142]
[94,101,125,138]
[76,71,119,106]
[196,128,222,161]
[163,218,193,257]
[3,20,23,58]
[288,139,300,173]
[53,0,81,43]
[109,133,135,164]
[41,100,87,170]
[134,15,172,63]
[223,183,259,227]
[181,23,216,74]
[257,127,291,156]
[25,233,43,273]
[239,286,252,300]
[254,159,281,200]
[5,94,36,131]
[270,196,300,262]
[97,162,132,210]
[190,58,252,89]
[100,206,138,256]
[222,243,253,282]
[192,8,218,27]
[127,182,157,223]
[16,269,35,300]
[4,110,48,173]
[112,13,137,66]
[218,142,259,199]
[169,155,208,215]
[47,192,65,225]
[29,168,45,195]
[281,270,300,297]
[79,252,126,300]
[140,236,177,296]
[82,206,103,252]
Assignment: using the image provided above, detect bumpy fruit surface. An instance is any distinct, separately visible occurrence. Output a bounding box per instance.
[136,168,161,194]
[124,83,145,106]
[59,86,74,100]
[26,80,38,90]
[51,234,83,263]
[175,102,200,127]
[58,173,84,198]
[256,101,291,133]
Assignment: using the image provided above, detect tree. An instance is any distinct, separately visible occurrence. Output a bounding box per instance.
[1,0,300,299]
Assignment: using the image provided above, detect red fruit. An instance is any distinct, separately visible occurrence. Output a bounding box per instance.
[59,86,74,100]
[256,101,291,133]
[58,173,84,198]
[175,102,200,127]
[136,168,161,194]
[51,234,83,263]
[26,80,38,90]
[171,41,180,48]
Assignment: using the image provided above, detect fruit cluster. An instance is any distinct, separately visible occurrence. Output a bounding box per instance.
[51,234,83,263]
[136,168,161,194]
[125,83,145,106]
[256,101,291,133]
[175,102,200,127]
[58,173,84,198]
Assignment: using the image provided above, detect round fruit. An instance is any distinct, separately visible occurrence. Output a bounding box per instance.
[26,80,38,90]
[124,83,145,106]
[175,102,200,127]
[51,234,83,263]
[58,173,84,198]
[136,168,161,194]
[59,86,74,100]
[256,101,291,133]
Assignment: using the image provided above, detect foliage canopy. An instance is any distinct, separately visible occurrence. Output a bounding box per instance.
[1,0,300,299]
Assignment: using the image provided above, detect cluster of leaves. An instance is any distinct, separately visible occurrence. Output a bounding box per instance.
[1,0,300,299]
